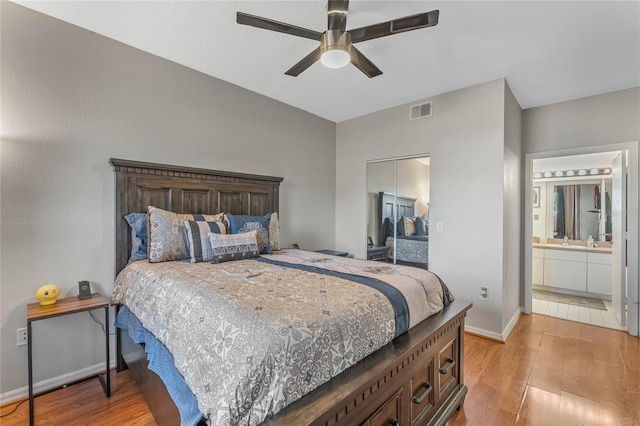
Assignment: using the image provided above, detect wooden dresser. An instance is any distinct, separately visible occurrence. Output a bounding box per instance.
[264,299,472,426]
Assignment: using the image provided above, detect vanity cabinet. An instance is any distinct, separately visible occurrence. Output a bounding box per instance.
[534,246,612,296]
[543,250,587,291]
[532,248,545,286]
[587,253,612,295]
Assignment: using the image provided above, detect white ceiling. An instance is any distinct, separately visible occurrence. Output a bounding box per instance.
[15,1,640,123]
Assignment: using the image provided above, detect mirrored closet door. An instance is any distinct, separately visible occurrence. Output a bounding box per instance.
[366,156,430,269]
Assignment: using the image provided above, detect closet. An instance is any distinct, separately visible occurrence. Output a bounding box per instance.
[366,156,430,268]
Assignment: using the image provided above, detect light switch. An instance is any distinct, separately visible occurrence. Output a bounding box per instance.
[436,222,443,232]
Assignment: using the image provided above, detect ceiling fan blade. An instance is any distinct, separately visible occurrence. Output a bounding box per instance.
[285,47,322,76]
[327,0,349,32]
[237,12,323,41]
[349,10,439,43]
[350,46,383,78]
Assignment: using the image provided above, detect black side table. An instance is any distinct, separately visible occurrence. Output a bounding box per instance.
[367,246,390,261]
[27,294,111,426]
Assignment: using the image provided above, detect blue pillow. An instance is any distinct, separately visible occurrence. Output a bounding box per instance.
[125,213,147,263]
[226,213,272,254]
[415,216,429,236]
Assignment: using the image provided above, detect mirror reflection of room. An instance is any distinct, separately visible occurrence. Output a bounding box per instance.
[366,156,430,269]
[552,182,612,242]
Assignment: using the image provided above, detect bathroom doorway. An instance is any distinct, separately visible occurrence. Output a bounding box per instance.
[524,143,639,336]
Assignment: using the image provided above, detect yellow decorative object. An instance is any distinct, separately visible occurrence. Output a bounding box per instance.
[36,284,60,306]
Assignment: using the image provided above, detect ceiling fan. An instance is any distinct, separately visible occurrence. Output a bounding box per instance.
[237,1,439,78]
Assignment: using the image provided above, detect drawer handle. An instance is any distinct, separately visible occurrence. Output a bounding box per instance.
[439,358,455,374]
[389,418,399,426]
[412,382,433,404]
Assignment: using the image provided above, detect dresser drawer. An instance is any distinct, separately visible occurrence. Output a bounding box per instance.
[361,387,404,426]
[436,336,458,404]
[410,358,435,424]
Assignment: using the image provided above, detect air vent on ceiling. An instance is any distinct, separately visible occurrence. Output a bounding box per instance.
[409,101,433,120]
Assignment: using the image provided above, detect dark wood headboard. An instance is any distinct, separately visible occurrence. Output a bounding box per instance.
[378,192,416,245]
[110,158,283,276]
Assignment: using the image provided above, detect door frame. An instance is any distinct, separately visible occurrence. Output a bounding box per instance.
[523,141,639,336]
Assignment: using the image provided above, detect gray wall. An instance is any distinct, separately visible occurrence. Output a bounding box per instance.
[524,87,640,153]
[502,83,523,328]
[0,2,336,397]
[336,79,514,338]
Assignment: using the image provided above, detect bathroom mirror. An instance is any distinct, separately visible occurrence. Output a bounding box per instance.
[535,179,612,242]
[552,183,611,241]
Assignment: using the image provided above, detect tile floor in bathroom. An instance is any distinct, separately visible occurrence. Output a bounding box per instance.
[532,296,625,330]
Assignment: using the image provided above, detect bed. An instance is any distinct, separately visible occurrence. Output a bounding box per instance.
[379,192,429,269]
[110,159,471,426]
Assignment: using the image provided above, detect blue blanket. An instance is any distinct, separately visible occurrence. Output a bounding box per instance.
[115,307,203,426]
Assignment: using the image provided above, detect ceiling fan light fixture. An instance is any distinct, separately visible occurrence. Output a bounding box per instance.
[321,49,350,68]
[237,7,439,78]
[320,30,351,69]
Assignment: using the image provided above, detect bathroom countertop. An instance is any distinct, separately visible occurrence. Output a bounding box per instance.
[533,243,612,254]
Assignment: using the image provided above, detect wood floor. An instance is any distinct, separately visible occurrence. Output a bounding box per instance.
[0,370,156,426]
[449,314,640,426]
[2,314,638,425]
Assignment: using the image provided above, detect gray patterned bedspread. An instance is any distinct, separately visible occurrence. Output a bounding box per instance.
[112,249,451,425]
[385,236,429,265]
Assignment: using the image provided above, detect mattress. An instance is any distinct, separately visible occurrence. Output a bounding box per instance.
[112,249,451,425]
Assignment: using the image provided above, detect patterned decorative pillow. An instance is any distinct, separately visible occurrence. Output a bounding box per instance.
[184,220,227,263]
[125,213,147,263]
[269,212,281,251]
[226,213,272,254]
[415,216,429,236]
[398,215,416,236]
[209,231,260,263]
[147,206,225,263]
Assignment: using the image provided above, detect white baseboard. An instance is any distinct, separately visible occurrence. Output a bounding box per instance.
[464,309,522,343]
[502,308,522,341]
[464,325,506,342]
[0,358,116,405]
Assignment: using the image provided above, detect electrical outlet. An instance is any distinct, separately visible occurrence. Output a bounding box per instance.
[480,287,488,301]
[17,328,28,346]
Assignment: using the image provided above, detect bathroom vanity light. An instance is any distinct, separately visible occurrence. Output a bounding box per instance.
[533,168,612,180]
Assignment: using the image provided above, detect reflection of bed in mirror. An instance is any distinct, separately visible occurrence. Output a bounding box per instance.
[379,192,429,269]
